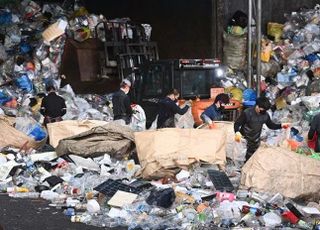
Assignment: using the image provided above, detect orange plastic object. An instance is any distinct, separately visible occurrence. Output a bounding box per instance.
[192,98,241,126]
[287,139,302,151]
[26,61,35,71]
[5,98,17,108]
[197,203,209,213]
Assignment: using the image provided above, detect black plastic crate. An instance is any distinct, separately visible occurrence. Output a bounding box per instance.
[94,179,141,197]
[207,169,234,192]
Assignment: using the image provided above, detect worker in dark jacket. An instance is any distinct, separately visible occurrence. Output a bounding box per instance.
[234,97,289,161]
[200,93,230,128]
[112,79,133,125]
[157,89,189,128]
[308,112,320,152]
[40,85,67,127]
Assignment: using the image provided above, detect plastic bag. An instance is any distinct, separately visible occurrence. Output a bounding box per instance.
[15,74,33,92]
[175,104,194,129]
[148,115,158,130]
[29,124,46,141]
[267,22,284,42]
[130,104,146,131]
[0,91,12,105]
[15,117,46,141]
[301,96,320,110]
[230,139,247,167]
[261,39,272,62]
[228,10,248,28]
[146,188,176,208]
[223,32,247,70]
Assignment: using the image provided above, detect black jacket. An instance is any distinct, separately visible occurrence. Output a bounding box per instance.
[234,107,281,142]
[308,113,320,152]
[112,89,133,123]
[40,92,66,118]
[157,97,189,128]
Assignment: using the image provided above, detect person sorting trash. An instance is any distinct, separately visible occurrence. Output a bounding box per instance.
[40,85,67,127]
[234,97,290,161]
[157,88,190,128]
[200,93,230,129]
[112,79,133,125]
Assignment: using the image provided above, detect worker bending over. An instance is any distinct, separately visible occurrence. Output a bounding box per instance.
[234,97,289,161]
[157,89,189,128]
[40,85,66,127]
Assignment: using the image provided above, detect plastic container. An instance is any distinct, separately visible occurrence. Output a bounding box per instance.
[7,187,29,193]
[9,192,39,199]
[87,199,101,213]
[215,192,236,202]
[262,212,282,227]
[241,205,264,216]
[281,211,299,224]
[28,124,46,141]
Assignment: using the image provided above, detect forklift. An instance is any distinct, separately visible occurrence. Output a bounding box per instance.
[132,58,241,128]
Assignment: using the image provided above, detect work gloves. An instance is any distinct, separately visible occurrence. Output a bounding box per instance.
[235,131,242,142]
[281,123,291,129]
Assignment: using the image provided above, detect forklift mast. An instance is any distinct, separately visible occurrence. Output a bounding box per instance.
[60,18,159,94]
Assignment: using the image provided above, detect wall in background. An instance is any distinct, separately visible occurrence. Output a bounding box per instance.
[83,0,320,58]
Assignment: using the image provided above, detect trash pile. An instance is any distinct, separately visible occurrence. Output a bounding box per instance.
[222,5,320,157]
[0,0,152,141]
[0,122,319,229]
[0,1,319,229]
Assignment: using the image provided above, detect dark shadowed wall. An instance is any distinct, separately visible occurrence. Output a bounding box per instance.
[83,0,320,58]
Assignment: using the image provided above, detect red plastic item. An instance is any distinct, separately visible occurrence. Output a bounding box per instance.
[215,191,236,202]
[308,132,318,150]
[282,211,299,224]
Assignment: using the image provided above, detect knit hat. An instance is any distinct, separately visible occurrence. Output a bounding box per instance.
[122,79,131,87]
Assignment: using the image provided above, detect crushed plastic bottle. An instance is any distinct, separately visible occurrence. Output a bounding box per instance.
[8,192,39,199]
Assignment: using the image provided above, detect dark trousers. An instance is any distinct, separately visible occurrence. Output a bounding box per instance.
[245,139,260,161]
[158,117,175,128]
[44,116,62,127]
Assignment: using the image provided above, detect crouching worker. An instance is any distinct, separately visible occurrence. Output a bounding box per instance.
[234,97,290,161]
[157,89,190,128]
[200,93,230,129]
[40,85,67,127]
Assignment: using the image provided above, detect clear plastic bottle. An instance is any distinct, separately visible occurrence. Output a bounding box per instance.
[7,186,29,193]
[9,192,39,199]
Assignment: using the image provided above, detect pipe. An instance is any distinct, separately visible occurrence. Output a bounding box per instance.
[211,0,218,57]
[256,0,262,96]
[247,0,252,88]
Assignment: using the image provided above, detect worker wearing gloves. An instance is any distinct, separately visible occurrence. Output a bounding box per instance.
[40,85,67,127]
[200,93,230,129]
[112,79,133,125]
[308,112,320,152]
[234,97,290,161]
[157,88,190,128]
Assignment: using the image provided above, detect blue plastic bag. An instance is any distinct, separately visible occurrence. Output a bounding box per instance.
[20,42,32,54]
[0,11,12,25]
[16,74,33,92]
[28,124,46,141]
[0,91,11,105]
[242,89,257,101]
